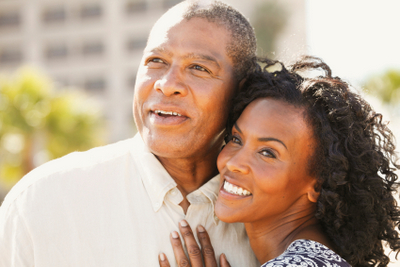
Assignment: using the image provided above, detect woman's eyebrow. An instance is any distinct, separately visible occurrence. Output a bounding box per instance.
[234,122,242,133]
[258,137,287,150]
[234,122,287,150]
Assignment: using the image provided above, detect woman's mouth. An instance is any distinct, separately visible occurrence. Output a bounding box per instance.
[223,180,251,196]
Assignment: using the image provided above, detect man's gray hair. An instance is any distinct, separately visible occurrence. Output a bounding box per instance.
[182,0,257,81]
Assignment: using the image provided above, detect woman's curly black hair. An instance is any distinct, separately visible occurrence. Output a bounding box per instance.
[227,56,400,267]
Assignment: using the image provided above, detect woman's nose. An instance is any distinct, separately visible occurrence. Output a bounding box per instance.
[225,149,250,175]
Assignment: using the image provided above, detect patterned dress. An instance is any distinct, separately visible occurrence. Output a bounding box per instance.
[261,239,351,267]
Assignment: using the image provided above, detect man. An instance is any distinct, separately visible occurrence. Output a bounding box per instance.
[0,1,259,266]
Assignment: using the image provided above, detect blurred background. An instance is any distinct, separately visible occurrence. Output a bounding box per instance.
[0,0,399,262]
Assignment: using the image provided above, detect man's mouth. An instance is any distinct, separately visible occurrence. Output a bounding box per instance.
[223,180,251,196]
[149,108,188,126]
[154,109,182,117]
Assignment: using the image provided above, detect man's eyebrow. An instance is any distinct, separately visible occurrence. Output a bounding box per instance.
[185,53,221,68]
[148,47,221,68]
[149,47,173,57]
[234,122,287,150]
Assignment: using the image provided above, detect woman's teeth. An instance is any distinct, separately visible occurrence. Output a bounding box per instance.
[223,181,251,196]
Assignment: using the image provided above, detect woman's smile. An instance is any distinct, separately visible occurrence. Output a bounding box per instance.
[222,180,252,196]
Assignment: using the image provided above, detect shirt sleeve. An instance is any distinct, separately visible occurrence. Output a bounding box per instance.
[0,201,34,267]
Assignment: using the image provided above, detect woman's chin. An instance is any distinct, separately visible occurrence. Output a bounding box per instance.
[215,201,242,223]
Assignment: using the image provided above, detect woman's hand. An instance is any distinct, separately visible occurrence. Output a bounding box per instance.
[159,220,231,267]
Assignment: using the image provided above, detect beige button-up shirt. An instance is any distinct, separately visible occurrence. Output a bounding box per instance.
[0,134,259,267]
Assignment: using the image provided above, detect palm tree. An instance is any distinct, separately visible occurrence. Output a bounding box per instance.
[0,67,104,194]
[364,69,400,114]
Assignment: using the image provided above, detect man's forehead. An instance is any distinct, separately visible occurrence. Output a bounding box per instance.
[147,16,228,52]
[148,0,227,42]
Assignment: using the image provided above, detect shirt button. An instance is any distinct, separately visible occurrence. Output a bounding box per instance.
[154,202,160,208]
[214,215,219,221]
[171,189,178,195]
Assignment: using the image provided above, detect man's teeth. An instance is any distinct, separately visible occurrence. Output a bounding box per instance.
[155,110,182,116]
[223,181,251,196]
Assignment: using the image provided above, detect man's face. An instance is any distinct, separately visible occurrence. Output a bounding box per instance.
[133,17,236,160]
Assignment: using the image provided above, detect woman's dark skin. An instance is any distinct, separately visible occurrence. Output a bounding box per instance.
[215,98,333,264]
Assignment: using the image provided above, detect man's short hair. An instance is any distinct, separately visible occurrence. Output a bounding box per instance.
[181,0,257,81]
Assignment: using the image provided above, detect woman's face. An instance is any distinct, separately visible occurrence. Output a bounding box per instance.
[215,98,319,224]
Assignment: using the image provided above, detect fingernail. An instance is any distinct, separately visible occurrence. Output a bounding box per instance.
[171,231,179,239]
[160,253,165,261]
[180,220,188,227]
[197,225,205,232]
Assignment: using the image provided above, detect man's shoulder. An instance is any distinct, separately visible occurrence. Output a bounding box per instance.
[30,137,135,176]
[1,137,140,209]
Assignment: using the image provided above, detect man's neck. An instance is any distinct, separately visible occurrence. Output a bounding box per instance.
[156,150,220,214]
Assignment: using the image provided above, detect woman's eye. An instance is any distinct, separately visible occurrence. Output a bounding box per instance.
[260,149,276,158]
[231,136,241,144]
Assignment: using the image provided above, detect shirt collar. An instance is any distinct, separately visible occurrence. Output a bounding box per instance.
[130,134,177,212]
[197,174,221,225]
[197,174,220,205]
[130,134,222,215]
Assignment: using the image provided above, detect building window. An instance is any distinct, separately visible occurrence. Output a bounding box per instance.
[84,77,106,92]
[0,47,22,64]
[80,3,102,19]
[42,6,66,23]
[125,0,146,14]
[82,41,104,56]
[127,38,147,51]
[45,44,68,60]
[163,0,181,9]
[0,11,20,28]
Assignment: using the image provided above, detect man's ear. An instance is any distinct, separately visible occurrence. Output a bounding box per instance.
[307,179,320,203]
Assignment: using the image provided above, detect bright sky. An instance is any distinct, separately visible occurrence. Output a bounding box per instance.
[306,0,400,87]
[306,0,400,146]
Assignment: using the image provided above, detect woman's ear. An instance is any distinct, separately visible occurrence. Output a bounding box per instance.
[307,189,320,203]
[307,179,320,203]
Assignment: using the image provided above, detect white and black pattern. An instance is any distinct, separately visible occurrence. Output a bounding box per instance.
[261,239,351,267]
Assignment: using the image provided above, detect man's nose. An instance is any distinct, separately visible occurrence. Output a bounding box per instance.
[154,66,188,97]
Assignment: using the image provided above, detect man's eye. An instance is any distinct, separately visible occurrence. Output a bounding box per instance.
[192,64,209,73]
[149,58,164,63]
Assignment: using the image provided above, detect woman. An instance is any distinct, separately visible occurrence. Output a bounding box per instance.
[158,57,400,267]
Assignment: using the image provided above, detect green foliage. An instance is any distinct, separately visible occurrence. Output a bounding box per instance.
[364,69,400,107]
[252,1,288,58]
[0,67,104,188]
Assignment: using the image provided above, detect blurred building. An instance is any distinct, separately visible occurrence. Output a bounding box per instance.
[0,0,306,142]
